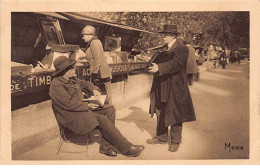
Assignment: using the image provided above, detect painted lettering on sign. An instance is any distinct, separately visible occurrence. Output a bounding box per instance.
[11,72,53,95]
[82,68,91,76]
[39,76,45,85]
[11,65,92,96]
[46,76,51,85]
[11,63,140,96]
[38,76,51,85]
[129,62,147,71]
[28,75,52,87]
[11,83,21,92]
[131,63,141,69]
[11,77,25,94]
[111,64,128,73]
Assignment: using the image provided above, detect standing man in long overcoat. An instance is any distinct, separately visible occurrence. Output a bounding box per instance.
[147,24,196,152]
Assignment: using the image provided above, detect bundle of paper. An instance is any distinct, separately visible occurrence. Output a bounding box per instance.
[83,95,107,107]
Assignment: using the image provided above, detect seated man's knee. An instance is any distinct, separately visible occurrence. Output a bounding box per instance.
[96,113,110,123]
[106,106,116,123]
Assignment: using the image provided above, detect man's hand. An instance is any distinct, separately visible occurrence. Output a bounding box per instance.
[88,103,99,110]
[93,90,101,99]
[148,63,159,73]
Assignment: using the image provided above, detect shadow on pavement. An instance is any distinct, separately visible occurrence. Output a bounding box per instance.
[116,106,156,138]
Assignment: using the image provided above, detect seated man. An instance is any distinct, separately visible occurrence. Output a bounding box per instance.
[49,56,144,157]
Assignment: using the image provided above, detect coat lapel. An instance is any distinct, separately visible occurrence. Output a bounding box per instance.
[168,39,180,51]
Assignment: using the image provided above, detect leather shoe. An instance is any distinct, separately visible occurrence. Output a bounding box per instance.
[134,145,145,151]
[124,145,143,157]
[168,143,179,152]
[146,137,166,144]
[99,145,117,157]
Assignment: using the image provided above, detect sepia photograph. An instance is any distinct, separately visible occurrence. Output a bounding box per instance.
[1,0,259,165]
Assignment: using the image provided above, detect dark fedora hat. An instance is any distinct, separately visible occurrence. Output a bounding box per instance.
[52,56,76,77]
[159,24,180,34]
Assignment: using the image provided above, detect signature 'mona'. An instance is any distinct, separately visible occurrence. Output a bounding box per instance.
[225,143,244,153]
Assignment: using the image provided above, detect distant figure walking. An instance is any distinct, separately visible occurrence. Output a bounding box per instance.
[219,49,227,69]
[185,41,198,85]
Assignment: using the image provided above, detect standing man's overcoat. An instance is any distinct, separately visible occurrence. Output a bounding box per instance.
[149,39,196,126]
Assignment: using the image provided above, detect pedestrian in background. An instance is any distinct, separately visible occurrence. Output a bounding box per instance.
[219,48,227,69]
[146,24,196,152]
[81,25,113,105]
[207,44,218,70]
[235,50,241,64]
[185,41,198,86]
[206,44,213,70]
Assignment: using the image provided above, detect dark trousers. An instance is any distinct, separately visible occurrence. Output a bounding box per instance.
[194,72,200,82]
[93,107,132,154]
[104,81,112,105]
[187,73,193,85]
[238,59,241,64]
[98,81,112,106]
[155,103,182,144]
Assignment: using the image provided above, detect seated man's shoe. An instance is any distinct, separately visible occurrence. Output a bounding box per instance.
[146,137,166,144]
[168,143,179,152]
[124,145,143,157]
[99,145,117,157]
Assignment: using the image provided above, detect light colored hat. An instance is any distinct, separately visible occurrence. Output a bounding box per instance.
[81,25,96,35]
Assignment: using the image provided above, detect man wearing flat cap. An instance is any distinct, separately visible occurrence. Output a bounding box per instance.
[147,24,196,152]
[49,56,144,157]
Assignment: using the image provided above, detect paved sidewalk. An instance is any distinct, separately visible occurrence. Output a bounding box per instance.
[14,61,250,160]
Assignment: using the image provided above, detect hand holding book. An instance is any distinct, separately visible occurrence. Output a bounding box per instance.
[88,103,100,110]
[83,95,107,108]
[93,90,101,99]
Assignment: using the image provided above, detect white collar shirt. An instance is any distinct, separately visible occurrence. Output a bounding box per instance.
[167,39,176,50]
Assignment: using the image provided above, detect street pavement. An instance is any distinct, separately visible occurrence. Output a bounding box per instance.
[13,61,250,161]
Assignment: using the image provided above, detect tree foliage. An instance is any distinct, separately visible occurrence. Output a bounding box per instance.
[84,12,249,51]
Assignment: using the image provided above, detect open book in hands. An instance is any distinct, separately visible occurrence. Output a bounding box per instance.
[83,95,107,107]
